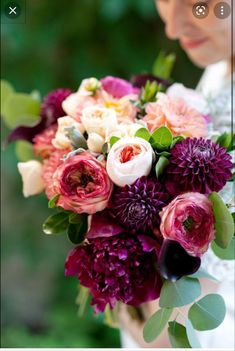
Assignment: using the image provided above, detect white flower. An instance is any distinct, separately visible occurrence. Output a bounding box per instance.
[106,122,142,141]
[81,106,118,137]
[87,133,105,153]
[17,160,45,197]
[106,137,154,187]
[52,116,85,149]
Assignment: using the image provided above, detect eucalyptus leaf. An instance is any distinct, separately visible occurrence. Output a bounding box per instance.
[185,319,201,348]
[67,215,88,244]
[189,268,218,281]
[143,308,173,342]
[135,128,151,142]
[3,93,41,129]
[151,126,173,149]
[188,294,226,331]
[155,156,169,178]
[110,136,120,147]
[15,140,36,161]
[168,321,191,348]
[65,126,87,149]
[43,212,69,235]
[102,142,108,155]
[159,277,201,308]
[211,238,235,260]
[209,192,234,248]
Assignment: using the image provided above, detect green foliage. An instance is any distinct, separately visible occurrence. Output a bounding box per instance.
[211,238,235,260]
[152,51,176,80]
[143,307,173,342]
[67,215,88,244]
[159,277,201,308]
[135,127,151,141]
[188,294,226,331]
[48,194,60,209]
[109,136,120,147]
[1,79,15,116]
[15,140,36,161]
[209,192,234,248]
[104,305,120,329]
[216,132,234,151]
[185,319,201,348]
[140,80,162,104]
[150,126,173,151]
[155,155,169,178]
[168,321,191,348]
[189,268,218,281]
[43,212,70,235]
[171,135,185,148]
[65,126,88,149]
[2,92,41,129]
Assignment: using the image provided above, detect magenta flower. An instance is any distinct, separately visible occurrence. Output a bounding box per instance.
[100,76,140,98]
[160,192,215,257]
[65,233,162,313]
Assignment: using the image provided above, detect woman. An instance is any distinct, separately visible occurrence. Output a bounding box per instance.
[119,0,234,348]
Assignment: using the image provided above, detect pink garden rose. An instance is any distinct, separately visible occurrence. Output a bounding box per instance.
[160,192,215,257]
[101,76,140,98]
[143,93,207,138]
[52,151,113,214]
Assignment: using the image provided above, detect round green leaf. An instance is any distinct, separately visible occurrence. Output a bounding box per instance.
[189,267,218,281]
[15,140,36,161]
[1,80,15,117]
[185,319,201,348]
[209,192,234,248]
[3,93,41,129]
[143,308,173,343]
[159,277,201,308]
[188,294,226,331]
[211,238,235,260]
[135,128,151,142]
[155,155,169,178]
[151,126,173,148]
[110,136,120,147]
[43,212,69,235]
[168,321,191,348]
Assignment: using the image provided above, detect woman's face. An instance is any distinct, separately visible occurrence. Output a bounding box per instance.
[155,0,232,67]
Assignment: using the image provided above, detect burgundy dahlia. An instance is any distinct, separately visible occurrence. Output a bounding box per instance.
[65,234,162,313]
[165,138,233,195]
[110,176,169,233]
[41,88,72,125]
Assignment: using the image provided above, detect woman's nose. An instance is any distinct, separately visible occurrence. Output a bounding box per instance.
[165,1,188,40]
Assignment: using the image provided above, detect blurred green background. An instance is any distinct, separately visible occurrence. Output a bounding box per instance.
[1,0,202,348]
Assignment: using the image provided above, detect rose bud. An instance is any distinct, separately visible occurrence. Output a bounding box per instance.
[106,137,154,187]
[87,133,105,153]
[17,160,45,197]
[160,192,215,257]
[52,151,113,214]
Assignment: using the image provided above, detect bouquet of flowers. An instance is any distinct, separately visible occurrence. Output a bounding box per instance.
[1,58,234,348]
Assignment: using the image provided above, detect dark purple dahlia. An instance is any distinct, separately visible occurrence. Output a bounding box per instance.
[40,88,72,126]
[165,137,233,195]
[65,234,162,313]
[110,177,169,233]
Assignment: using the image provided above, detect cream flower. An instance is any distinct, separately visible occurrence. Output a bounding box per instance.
[52,116,85,150]
[106,137,154,186]
[87,133,105,153]
[17,160,45,197]
[81,106,118,137]
[106,122,143,141]
[78,78,101,96]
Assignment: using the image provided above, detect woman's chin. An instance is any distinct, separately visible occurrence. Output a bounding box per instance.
[186,50,219,68]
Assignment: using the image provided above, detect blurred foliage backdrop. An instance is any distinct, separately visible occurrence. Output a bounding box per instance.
[1,0,202,348]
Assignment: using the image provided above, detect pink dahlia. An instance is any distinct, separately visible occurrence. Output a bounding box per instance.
[52,151,113,214]
[160,192,215,257]
[110,177,169,233]
[65,233,162,313]
[165,137,233,195]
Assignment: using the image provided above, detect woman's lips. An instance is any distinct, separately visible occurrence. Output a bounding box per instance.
[180,38,208,49]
